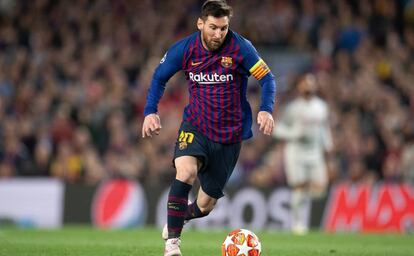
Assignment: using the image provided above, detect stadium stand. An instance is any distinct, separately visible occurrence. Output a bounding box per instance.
[0,0,413,187]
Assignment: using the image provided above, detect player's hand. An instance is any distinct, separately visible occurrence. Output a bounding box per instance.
[257,111,274,136]
[142,113,162,138]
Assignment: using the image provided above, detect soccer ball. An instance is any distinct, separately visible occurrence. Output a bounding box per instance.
[221,228,262,256]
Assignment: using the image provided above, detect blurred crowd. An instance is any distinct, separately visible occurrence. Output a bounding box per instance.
[0,0,413,187]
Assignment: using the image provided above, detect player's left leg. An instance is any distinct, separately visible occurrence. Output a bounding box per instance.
[185,187,217,221]
[187,140,241,219]
[290,160,327,236]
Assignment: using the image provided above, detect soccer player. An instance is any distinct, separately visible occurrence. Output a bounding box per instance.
[273,74,333,235]
[141,1,276,255]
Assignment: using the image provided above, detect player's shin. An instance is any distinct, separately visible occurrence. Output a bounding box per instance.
[167,179,192,239]
[291,188,309,234]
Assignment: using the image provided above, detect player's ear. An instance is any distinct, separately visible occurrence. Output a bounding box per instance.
[197,18,204,30]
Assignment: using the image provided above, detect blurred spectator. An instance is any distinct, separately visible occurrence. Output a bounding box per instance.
[272,74,333,234]
[50,141,82,183]
[0,0,412,189]
[401,138,414,184]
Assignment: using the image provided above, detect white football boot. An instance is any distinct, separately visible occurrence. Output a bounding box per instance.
[164,238,181,256]
[162,220,188,240]
[162,223,169,240]
[292,223,309,235]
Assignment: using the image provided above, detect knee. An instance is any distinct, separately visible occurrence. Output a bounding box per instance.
[175,162,198,184]
[291,182,307,191]
[310,184,327,199]
[198,200,216,214]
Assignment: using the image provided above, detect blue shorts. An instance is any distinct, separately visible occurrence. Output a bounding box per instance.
[173,121,241,199]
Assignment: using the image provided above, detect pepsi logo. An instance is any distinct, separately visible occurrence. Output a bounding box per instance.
[92,179,147,229]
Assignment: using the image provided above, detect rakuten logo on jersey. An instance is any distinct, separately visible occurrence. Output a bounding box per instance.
[189,72,233,85]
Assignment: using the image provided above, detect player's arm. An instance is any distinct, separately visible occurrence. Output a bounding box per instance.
[273,104,303,141]
[142,42,185,138]
[241,40,277,136]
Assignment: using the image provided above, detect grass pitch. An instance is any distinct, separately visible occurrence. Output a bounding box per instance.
[0,226,412,256]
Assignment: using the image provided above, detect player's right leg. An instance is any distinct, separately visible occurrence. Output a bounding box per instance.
[164,238,181,256]
[290,186,308,235]
[164,156,198,256]
[163,120,214,255]
[163,188,216,241]
[285,154,309,234]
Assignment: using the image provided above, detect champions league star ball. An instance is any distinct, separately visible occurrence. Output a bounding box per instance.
[222,229,262,256]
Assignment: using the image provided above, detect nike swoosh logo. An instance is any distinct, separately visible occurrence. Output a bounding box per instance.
[191,61,203,66]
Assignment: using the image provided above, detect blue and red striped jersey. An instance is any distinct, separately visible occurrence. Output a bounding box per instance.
[144,30,276,143]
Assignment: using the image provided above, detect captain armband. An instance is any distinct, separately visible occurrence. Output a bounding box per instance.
[249,59,270,80]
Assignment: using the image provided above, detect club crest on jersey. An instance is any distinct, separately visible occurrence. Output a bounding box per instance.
[221,56,233,68]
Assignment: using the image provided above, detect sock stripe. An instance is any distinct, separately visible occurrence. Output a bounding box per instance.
[167,179,192,239]
[168,196,189,204]
[168,209,186,217]
[168,227,183,232]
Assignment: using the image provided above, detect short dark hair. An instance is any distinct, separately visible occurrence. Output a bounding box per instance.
[201,0,233,20]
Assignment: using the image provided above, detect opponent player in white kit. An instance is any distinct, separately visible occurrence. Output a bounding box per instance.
[273,73,333,234]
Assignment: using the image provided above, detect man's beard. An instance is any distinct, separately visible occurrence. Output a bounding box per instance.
[204,39,222,51]
[203,32,224,51]
[303,91,315,99]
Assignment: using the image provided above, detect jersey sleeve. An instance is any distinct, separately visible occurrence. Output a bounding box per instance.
[240,39,276,113]
[143,40,186,116]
